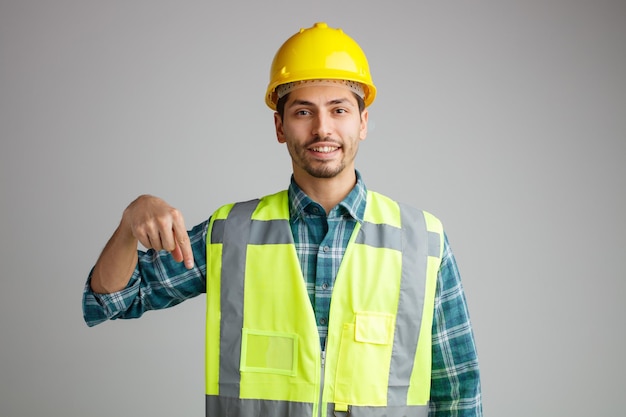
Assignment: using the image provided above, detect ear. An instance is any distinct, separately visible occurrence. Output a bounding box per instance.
[274,112,286,143]
[359,109,369,141]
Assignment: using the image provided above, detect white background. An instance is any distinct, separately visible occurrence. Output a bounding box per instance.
[1,1,625,416]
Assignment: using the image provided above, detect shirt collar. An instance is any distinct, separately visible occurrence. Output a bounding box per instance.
[288,170,367,223]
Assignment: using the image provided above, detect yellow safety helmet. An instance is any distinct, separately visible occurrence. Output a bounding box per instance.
[265,22,377,110]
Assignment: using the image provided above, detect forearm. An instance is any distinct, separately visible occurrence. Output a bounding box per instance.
[90,218,138,294]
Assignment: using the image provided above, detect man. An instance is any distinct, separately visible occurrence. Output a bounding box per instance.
[84,22,482,417]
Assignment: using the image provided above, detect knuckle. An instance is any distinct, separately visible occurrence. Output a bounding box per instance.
[155,216,171,230]
[132,223,148,238]
[169,207,183,222]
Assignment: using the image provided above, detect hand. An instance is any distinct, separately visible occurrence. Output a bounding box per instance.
[122,195,194,269]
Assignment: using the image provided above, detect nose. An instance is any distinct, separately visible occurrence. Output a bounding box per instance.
[312,112,332,138]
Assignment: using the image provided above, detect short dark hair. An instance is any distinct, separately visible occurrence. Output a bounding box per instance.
[276,92,366,120]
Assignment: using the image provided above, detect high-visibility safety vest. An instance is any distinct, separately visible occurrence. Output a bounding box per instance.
[205,190,444,417]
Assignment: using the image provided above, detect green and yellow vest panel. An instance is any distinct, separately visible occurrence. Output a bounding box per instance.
[206,190,443,417]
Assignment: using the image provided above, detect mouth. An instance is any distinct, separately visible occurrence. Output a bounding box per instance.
[307,139,342,156]
[308,143,341,161]
[309,145,339,153]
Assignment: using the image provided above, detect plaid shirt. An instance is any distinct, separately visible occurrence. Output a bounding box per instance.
[83,172,482,416]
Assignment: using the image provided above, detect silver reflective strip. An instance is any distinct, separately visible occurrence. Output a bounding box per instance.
[327,403,429,417]
[387,204,428,406]
[210,219,225,244]
[211,219,292,245]
[249,219,293,245]
[206,396,427,417]
[355,222,402,250]
[218,199,260,398]
[353,216,439,256]
[428,231,441,258]
[206,395,313,417]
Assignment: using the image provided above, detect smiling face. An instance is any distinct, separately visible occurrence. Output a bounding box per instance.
[274,84,368,186]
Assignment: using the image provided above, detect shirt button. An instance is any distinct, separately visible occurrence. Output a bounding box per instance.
[320,318,327,325]
[322,246,329,252]
[322,282,329,290]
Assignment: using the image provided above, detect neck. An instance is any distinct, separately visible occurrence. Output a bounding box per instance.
[292,169,357,214]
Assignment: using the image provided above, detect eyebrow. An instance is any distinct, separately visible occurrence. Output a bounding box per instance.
[287,97,354,109]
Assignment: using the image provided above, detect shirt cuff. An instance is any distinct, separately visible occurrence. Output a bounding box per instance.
[82,268,140,327]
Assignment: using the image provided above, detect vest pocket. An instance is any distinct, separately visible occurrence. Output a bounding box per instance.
[240,328,299,376]
[334,312,395,406]
[354,311,395,344]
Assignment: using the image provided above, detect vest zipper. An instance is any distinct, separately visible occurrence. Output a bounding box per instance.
[318,349,326,417]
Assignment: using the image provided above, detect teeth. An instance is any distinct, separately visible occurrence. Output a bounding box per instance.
[311,146,337,153]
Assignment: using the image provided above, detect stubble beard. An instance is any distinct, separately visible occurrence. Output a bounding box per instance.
[303,161,345,179]
[289,139,348,179]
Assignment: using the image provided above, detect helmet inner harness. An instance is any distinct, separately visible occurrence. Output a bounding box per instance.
[276,79,366,101]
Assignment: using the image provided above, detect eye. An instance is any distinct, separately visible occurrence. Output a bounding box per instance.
[295,109,311,116]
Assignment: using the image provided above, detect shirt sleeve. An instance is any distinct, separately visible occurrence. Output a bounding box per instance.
[82,220,210,327]
[429,233,483,417]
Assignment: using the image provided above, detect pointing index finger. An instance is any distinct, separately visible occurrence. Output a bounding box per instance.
[172,216,194,269]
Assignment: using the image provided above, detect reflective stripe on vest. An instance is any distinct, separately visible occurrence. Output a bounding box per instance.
[206,190,443,417]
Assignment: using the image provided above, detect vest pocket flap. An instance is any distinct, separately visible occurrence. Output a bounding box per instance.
[240,328,299,376]
[354,312,395,345]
